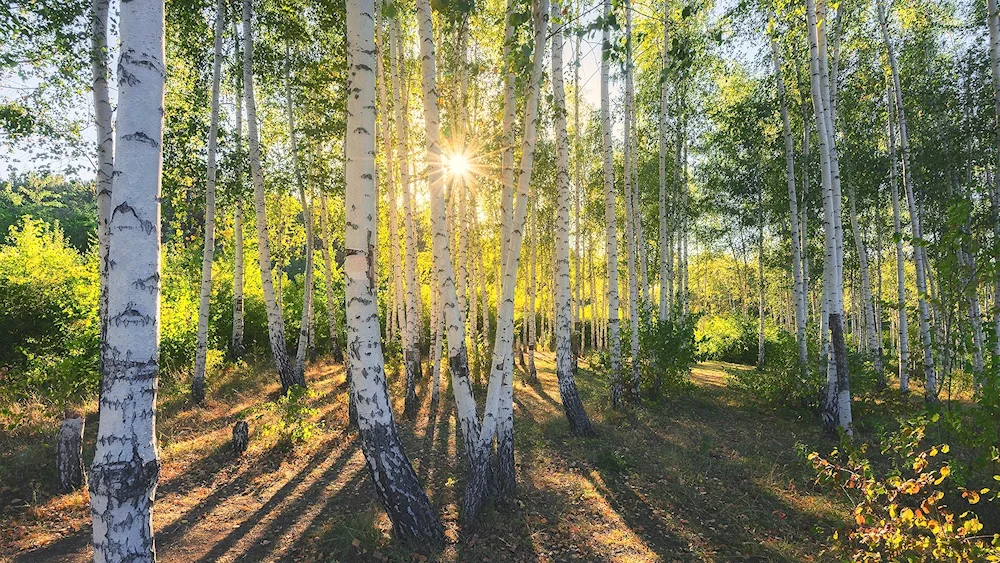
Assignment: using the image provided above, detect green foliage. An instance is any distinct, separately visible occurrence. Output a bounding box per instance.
[0,174,97,252]
[803,416,1000,561]
[270,385,321,445]
[0,218,98,407]
[636,304,697,398]
[727,332,824,411]
[696,313,761,365]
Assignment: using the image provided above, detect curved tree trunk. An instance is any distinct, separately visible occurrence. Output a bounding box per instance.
[415,0,479,459]
[193,0,226,403]
[343,0,443,541]
[89,0,165,558]
[242,0,294,389]
[462,0,549,525]
[552,2,595,435]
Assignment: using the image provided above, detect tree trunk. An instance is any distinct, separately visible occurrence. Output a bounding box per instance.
[886,89,910,391]
[987,0,1000,371]
[232,30,246,359]
[389,18,422,418]
[193,0,226,403]
[770,36,808,374]
[847,185,884,386]
[527,202,538,381]
[57,415,86,493]
[462,0,549,525]
[658,0,670,321]
[343,0,443,541]
[287,45,312,389]
[622,0,641,401]
[90,0,164,558]
[552,3,595,435]
[602,0,624,408]
[757,182,765,368]
[877,0,936,399]
[320,195,343,363]
[92,0,113,382]
[415,0,479,459]
[806,0,851,435]
[242,0,294,389]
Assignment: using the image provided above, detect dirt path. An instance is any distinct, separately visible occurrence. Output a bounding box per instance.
[5,356,844,562]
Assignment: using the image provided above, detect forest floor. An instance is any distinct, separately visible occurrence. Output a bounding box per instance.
[1,353,849,562]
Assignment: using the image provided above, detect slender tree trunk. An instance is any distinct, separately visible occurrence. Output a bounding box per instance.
[807,0,851,435]
[192,0,226,403]
[552,2,595,435]
[286,45,312,388]
[415,0,479,459]
[987,0,1000,369]
[527,203,539,381]
[887,89,910,391]
[242,0,293,389]
[757,182,765,367]
[658,0,669,320]
[320,195,343,363]
[389,18,421,417]
[877,0,936,399]
[462,0,549,524]
[90,0,164,558]
[343,0,443,540]
[770,36,808,374]
[847,185,884,386]
[602,0,623,407]
[622,1,641,401]
[232,27,246,359]
[92,0,113,378]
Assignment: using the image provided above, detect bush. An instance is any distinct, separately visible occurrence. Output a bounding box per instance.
[803,414,1000,561]
[696,313,760,364]
[636,303,697,398]
[0,218,99,406]
[727,331,825,410]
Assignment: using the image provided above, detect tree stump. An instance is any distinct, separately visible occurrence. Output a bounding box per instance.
[232,421,249,454]
[56,414,85,493]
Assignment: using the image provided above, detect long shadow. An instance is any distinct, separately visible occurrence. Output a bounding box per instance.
[230,451,366,562]
[192,438,360,563]
[526,378,563,411]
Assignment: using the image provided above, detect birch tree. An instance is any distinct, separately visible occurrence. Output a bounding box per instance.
[89,0,165,557]
[552,0,595,435]
[242,0,295,390]
[192,0,226,403]
[415,0,480,456]
[602,0,624,408]
[877,0,936,399]
[232,25,246,359]
[343,0,443,540]
[92,0,113,366]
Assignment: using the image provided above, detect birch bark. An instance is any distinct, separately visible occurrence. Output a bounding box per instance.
[553,0,595,434]
[343,0,442,540]
[602,0,624,407]
[232,26,246,359]
[242,0,294,389]
[89,0,165,558]
[192,0,226,403]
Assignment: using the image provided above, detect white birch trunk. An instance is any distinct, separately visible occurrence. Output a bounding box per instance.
[415,0,479,457]
[343,0,442,539]
[242,0,294,389]
[192,0,226,403]
[602,0,624,407]
[877,0,936,398]
[886,92,910,391]
[987,0,1000,365]
[847,185,884,385]
[232,28,246,359]
[90,0,164,557]
[463,0,549,523]
[553,1,594,435]
[658,0,669,320]
[390,18,422,417]
[622,0,641,400]
[287,46,312,388]
[770,36,808,373]
[320,195,344,363]
[92,0,113,365]
[527,204,538,380]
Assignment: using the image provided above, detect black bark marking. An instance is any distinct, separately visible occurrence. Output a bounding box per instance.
[133,273,160,294]
[110,302,154,328]
[122,131,161,148]
[111,201,155,234]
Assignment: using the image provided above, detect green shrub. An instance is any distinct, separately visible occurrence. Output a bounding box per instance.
[636,303,697,398]
[727,331,825,411]
[0,218,99,406]
[696,313,759,364]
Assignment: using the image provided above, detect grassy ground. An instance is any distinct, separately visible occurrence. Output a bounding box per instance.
[1,352,849,562]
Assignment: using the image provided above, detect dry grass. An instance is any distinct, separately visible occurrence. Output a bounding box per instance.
[1,353,850,562]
